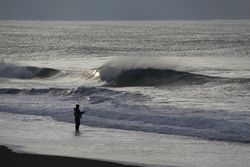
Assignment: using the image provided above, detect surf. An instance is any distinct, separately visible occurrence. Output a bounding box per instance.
[82,58,250,87]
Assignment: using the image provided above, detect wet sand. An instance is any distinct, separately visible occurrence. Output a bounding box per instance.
[0,146,140,167]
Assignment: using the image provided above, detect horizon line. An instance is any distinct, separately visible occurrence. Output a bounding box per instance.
[1,18,250,22]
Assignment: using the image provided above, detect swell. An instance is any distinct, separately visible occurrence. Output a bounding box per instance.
[0,63,60,79]
[104,68,219,87]
[83,67,250,87]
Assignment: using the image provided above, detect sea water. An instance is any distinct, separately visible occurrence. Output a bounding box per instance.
[0,20,250,166]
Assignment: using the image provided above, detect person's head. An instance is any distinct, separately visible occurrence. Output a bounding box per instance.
[76,104,80,109]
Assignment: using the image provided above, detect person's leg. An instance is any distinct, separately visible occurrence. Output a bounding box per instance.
[75,118,80,130]
[75,117,77,130]
[75,123,79,131]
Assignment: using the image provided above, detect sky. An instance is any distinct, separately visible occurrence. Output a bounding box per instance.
[0,0,250,20]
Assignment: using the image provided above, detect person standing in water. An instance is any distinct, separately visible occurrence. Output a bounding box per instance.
[73,104,85,131]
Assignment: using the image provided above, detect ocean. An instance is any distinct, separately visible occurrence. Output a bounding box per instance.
[0,20,250,166]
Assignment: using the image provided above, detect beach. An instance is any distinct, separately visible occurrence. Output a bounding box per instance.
[0,146,140,167]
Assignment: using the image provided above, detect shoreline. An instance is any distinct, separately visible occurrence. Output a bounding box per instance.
[0,145,141,167]
[1,112,250,167]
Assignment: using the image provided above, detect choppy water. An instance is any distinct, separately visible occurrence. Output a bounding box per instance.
[1,20,250,143]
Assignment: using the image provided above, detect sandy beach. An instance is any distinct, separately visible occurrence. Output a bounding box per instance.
[0,146,140,167]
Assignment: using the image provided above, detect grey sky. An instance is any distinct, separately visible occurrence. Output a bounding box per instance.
[0,0,250,20]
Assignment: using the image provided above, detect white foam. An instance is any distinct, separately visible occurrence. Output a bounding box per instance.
[1,93,250,143]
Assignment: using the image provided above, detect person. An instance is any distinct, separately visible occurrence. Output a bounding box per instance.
[73,104,85,131]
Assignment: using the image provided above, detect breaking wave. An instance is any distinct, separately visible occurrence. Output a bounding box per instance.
[101,68,220,87]
[82,57,250,87]
[0,63,60,79]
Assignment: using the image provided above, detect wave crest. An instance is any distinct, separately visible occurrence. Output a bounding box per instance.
[96,57,219,86]
[82,58,250,87]
[103,68,218,87]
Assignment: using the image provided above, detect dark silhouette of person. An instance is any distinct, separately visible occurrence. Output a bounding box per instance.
[73,104,85,131]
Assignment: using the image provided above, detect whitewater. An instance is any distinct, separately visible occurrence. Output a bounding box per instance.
[1,20,250,166]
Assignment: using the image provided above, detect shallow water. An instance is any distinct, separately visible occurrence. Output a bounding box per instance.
[1,112,250,167]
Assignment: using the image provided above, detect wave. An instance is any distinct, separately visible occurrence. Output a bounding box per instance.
[0,87,111,96]
[0,63,60,79]
[83,67,250,87]
[0,88,69,95]
[0,86,145,103]
[102,68,221,87]
[81,58,250,87]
